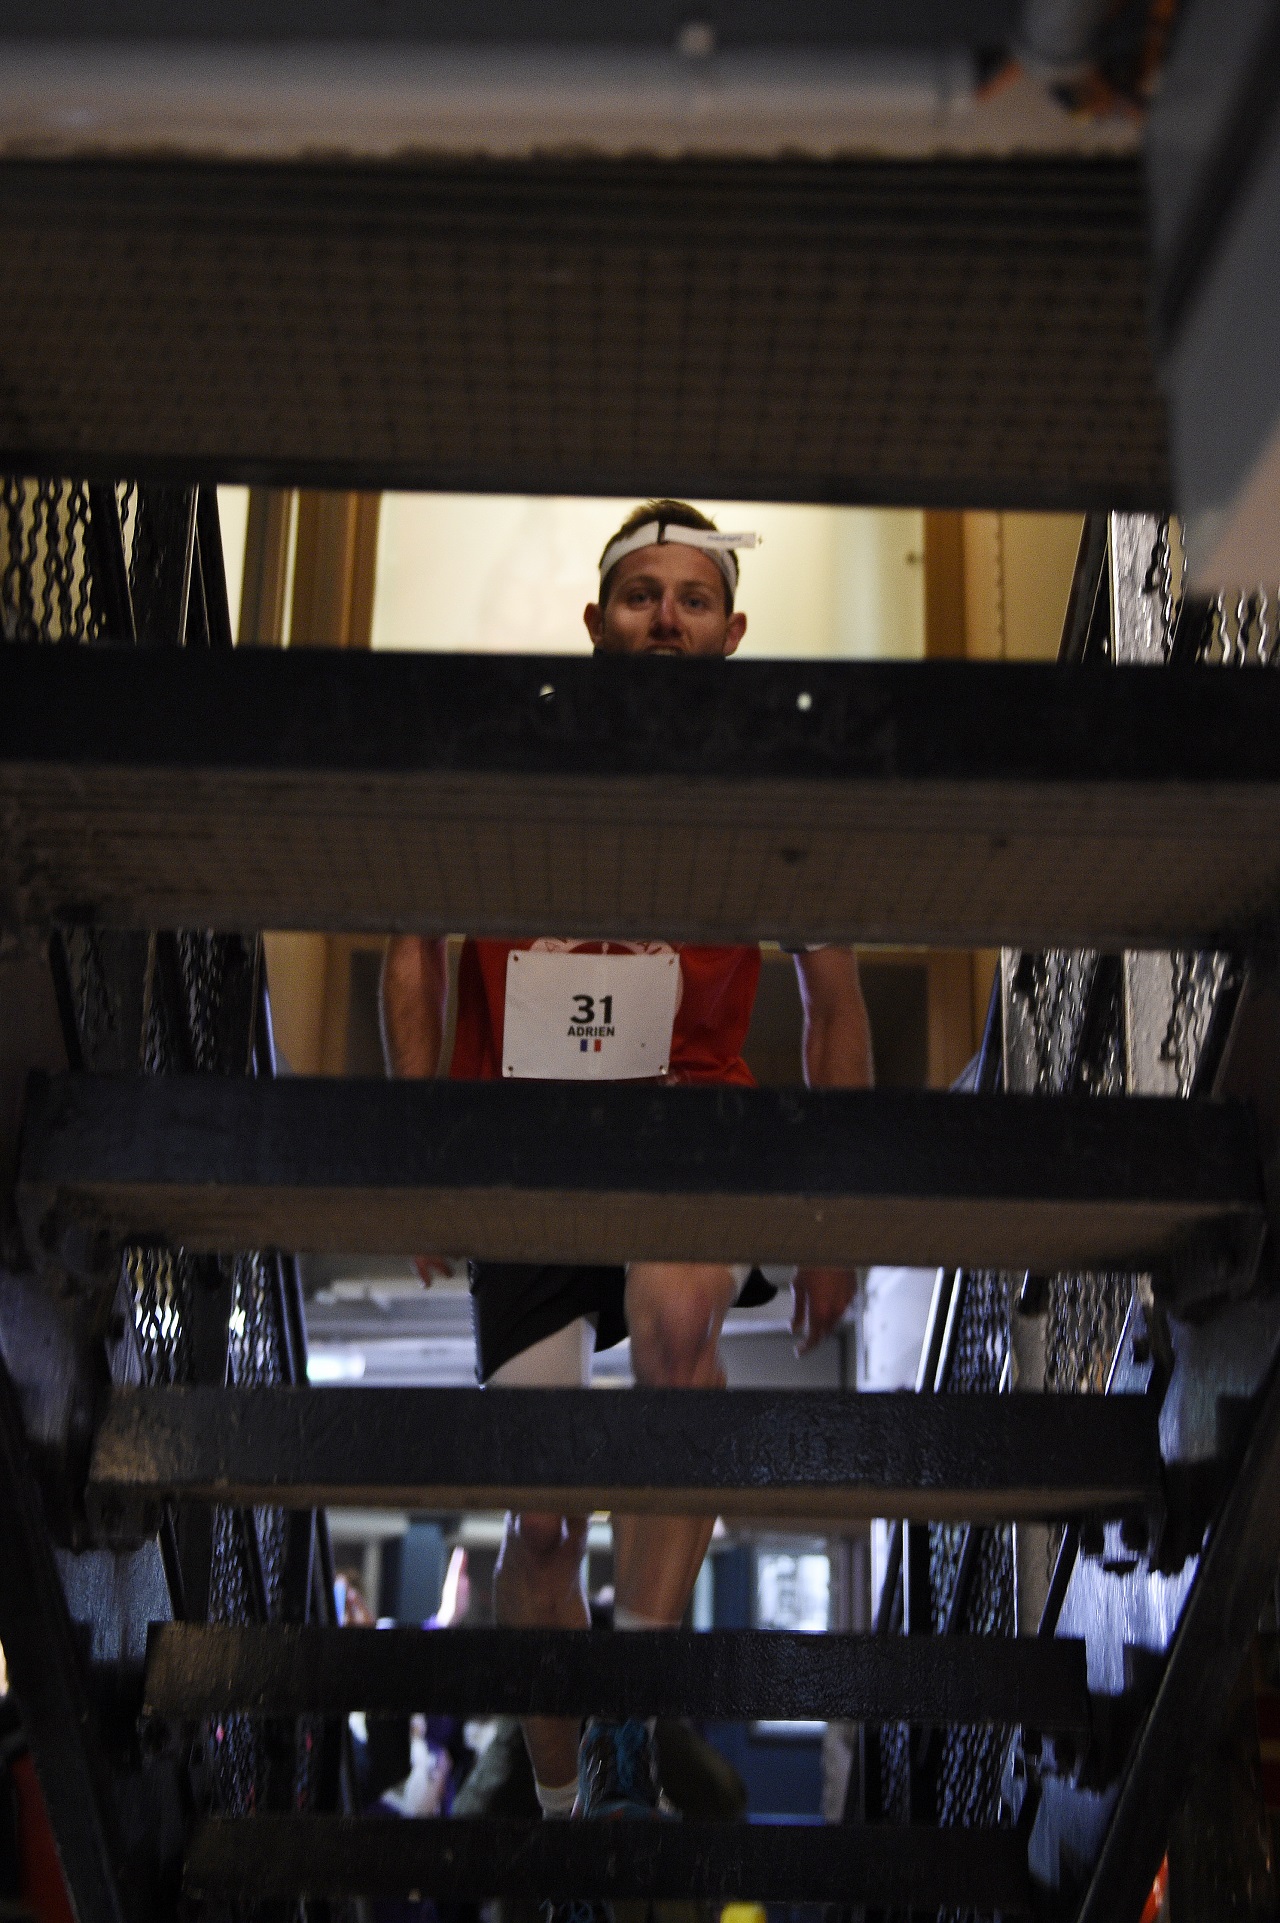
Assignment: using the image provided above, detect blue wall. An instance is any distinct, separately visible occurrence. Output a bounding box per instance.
[384,1521,445,1623]
[704,1547,824,1818]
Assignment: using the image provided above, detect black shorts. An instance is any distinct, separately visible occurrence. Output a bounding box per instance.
[470,1260,777,1383]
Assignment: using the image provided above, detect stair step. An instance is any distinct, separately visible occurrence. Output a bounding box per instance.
[144,1622,1090,1728]
[90,1386,1163,1525]
[4,649,1280,946]
[20,1073,1262,1275]
[183,1813,1032,1912]
[0,152,1157,517]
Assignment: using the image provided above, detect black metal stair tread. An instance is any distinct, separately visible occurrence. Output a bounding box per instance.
[144,1621,1090,1728]
[90,1385,1163,1525]
[5,649,1280,947]
[19,1073,1263,1274]
[183,1813,1032,1911]
[0,156,1161,512]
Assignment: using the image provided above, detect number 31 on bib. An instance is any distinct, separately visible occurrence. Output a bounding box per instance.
[502,950,680,1080]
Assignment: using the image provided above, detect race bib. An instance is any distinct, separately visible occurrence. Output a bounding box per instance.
[503,949,680,1080]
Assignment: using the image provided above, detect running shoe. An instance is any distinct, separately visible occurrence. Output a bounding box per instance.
[577,1716,663,1819]
[541,1902,611,1923]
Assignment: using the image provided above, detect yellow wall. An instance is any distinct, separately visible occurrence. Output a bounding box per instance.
[927,511,1083,1076]
[963,511,1083,661]
[262,932,331,1074]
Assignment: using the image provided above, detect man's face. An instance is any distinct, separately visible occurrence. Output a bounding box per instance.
[584,543,748,658]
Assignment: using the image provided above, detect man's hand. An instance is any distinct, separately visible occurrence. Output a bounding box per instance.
[414,1256,453,1289]
[790,1266,857,1355]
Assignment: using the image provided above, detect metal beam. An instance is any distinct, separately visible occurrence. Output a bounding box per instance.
[5,652,1280,946]
[144,1621,1090,1729]
[18,1072,1264,1276]
[0,4,1019,46]
[88,1385,1164,1524]
[0,12,1023,172]
[184,1813,1032,1912]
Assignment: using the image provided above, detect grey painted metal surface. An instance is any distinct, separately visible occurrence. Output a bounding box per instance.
[1146,0,1280,584]
[1110,511,1175,666]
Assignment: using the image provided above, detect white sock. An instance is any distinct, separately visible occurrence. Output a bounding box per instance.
[535,1776,578,1818]
[613,1604,668,1633]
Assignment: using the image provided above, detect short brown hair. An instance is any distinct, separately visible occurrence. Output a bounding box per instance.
[598,499,735,612]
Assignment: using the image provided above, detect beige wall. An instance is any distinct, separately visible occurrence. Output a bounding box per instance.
[370,493,926,660]
[217,486,250,637]
[222,489,1077,667]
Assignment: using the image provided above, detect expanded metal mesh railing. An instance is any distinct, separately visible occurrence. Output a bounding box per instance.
[0,477,104,644]
[0,476,340,1878]
[861,512,1265,1920]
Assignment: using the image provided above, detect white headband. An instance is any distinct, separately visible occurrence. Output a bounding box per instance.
[599,519,760,598]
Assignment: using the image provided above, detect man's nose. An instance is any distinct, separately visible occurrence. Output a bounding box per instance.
[653,588,682,631]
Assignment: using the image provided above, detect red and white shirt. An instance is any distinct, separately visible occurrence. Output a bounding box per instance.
[449,938,760,1087]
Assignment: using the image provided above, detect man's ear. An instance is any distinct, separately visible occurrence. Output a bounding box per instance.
[584,601,604,648]
[723,611,747,657]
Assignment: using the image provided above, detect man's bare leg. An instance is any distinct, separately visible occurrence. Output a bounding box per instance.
[493,1268,735,1801]
[494,1507,590,1796]
[612,1261,738,1626]
[489,1322,596,1801]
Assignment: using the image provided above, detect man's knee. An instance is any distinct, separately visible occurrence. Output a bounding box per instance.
[626,1263,735,1387]
[513,1511,589,1561]
[495,1511,589,1599]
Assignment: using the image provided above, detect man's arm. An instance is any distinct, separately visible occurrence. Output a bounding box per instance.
[789,947,874,1354]
[380,936,451,1284]
[380,935,450,1080]
[795,946,874,1092]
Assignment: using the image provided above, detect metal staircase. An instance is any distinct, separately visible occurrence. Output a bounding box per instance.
[3,479,1280,1923]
